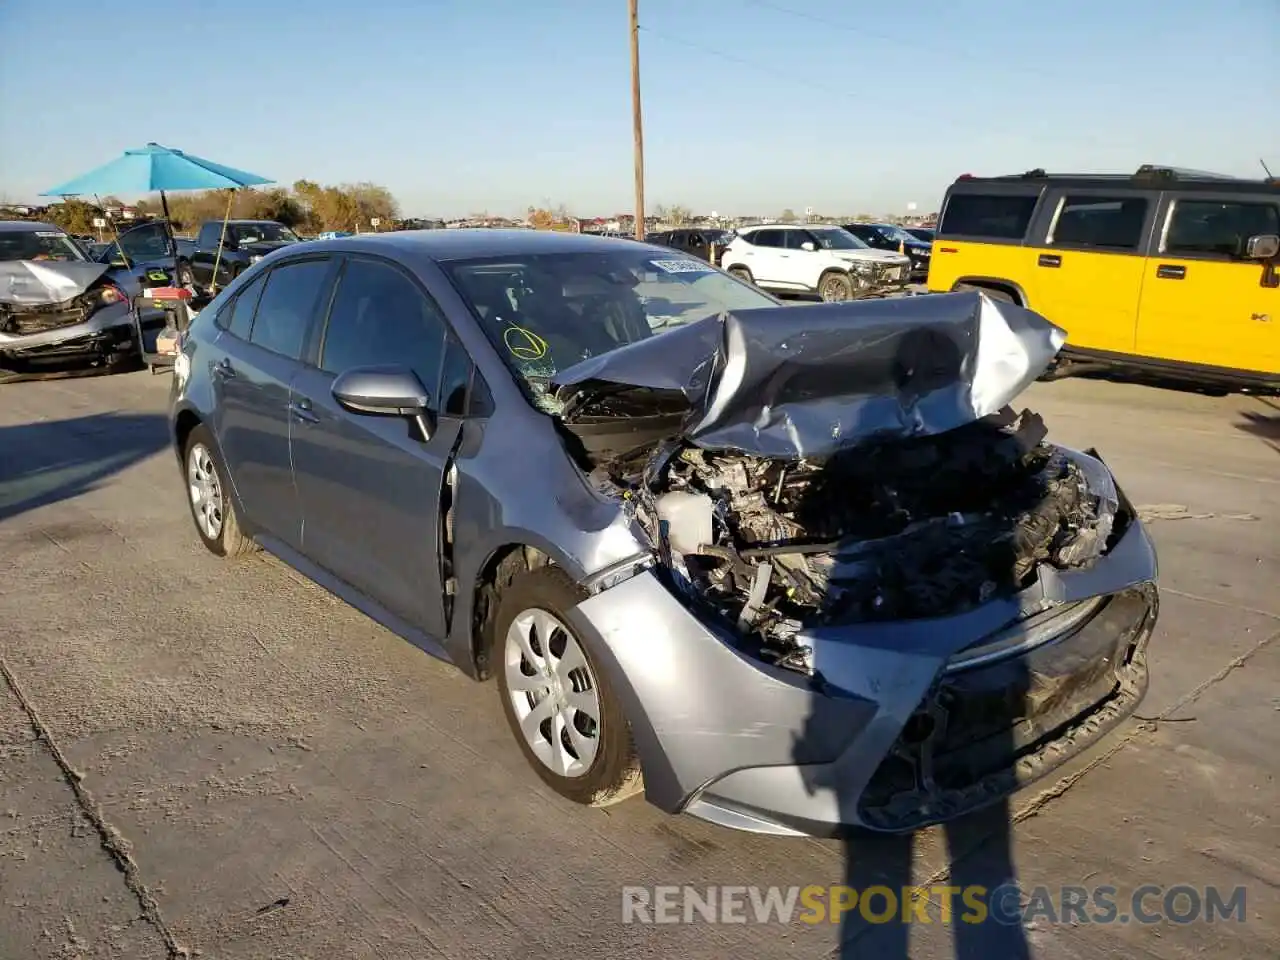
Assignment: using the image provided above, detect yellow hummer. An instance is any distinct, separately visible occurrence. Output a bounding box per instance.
[927,165,1279,390]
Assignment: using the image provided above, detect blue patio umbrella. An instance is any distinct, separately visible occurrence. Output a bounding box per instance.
[41,143,273,197]
[41,143,273,282]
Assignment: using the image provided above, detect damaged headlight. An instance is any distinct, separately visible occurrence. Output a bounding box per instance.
[87,284,128,313]
[1056,451,1118,566]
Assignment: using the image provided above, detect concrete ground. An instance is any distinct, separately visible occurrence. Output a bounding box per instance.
[0,369,1275,959]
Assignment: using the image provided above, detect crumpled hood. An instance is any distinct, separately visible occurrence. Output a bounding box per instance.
[0,260,111,306]
[551,290,1067,458]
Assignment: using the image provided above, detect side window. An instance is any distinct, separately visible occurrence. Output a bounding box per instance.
[939,193,1039,240]
[118,222,172,261]
[1050,195,1149,250]
[1165,200,1280,258]
[319,258,447,403]
[248,259,331,360]
[754,229,783,248]
[221,271,267,340]
[783,230,812,250]
[197,222,219,248]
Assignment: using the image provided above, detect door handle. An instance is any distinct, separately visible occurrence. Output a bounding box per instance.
[1156,264,1186,280]
[1038,254,1062,268]
[212,357,236,379]
[289,398,319,424]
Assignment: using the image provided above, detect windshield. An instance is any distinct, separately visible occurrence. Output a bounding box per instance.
[905,227,935,242]
[808,227,869,250]
[232,223,299,244]
[0,229,88,263]
[876,224,919,244]
[442,248,778,412]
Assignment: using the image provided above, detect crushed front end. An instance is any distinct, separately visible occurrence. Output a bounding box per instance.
[0,261,137,376]
[554,292,1159,835]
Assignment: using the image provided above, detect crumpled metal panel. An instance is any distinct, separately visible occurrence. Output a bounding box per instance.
[552,291,1067,458]
[0,261,111,306]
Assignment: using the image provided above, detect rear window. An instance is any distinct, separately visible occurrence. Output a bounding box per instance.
[939,193,1038,240]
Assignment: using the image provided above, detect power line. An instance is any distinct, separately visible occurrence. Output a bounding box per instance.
[741,0,1059,85]
[636,22,1154,158]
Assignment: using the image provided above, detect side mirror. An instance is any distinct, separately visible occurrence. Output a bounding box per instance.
[800,241,816,252]
[332,365,435,441]
[1244,234,1280,260]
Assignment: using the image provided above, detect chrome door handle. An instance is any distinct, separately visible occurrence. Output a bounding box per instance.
[212,358,236,379]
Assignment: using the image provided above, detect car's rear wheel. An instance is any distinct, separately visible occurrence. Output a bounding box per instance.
[183,424,256,558]
[495,566,642,806]
[727,265,754,286]
[819,270,855,302]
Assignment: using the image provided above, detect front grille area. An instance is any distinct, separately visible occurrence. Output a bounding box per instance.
[0,301,90,336]
[858,583,1158,831]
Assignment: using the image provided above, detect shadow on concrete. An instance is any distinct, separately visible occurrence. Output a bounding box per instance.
[0,412,170,521]
[1233,400,1280,455]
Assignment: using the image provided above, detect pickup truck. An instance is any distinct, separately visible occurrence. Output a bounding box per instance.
[186,219,301,293]
[92,218,300,294]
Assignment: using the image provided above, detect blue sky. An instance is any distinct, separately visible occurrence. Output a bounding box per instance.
[1,0,1276,217]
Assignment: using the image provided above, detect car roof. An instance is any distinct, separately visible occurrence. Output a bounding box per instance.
[298,228,668,262]
[0,220,63,233]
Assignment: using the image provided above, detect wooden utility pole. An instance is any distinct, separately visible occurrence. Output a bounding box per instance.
[629,0,645,240]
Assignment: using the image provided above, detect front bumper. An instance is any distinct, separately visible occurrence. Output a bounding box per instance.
[570,472,1158,838]
[0,301,136,368]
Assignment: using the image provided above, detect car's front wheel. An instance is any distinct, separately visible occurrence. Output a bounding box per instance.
[183,424,256,558]
[819,270,856,302]
[495,566,643,806]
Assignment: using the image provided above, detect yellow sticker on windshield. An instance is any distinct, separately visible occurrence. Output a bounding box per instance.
[503,325,548,361]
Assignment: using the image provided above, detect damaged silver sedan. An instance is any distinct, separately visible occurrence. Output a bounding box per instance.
[169,230,1158,836]
[0,221,139,378]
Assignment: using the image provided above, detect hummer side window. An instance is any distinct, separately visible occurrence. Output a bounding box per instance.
[1165,200,1280,258]
[1050,195,1149,250]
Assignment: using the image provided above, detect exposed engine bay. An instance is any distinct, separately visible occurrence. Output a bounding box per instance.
[605,406,1119,674]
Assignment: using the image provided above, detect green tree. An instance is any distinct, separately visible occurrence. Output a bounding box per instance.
[780,208,797,223]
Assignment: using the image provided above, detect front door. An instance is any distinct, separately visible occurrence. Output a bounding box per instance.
[1136,195,1280,375]
[1028,191,1151,355]
[211,258,333,546]
[289,255,460,639]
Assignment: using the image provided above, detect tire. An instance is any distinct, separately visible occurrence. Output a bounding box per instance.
[818,270,855,302]
[726,265,754,286]
[495,566,643,807]
[182,424,257,558]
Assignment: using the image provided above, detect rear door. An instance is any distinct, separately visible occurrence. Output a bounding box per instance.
[1028,190,1153,354]
[211,257,335,548]
[1136,194,1280,375]
[748,229,787,284]
[289,255,469,638]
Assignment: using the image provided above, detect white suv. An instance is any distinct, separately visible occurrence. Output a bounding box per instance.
[719,224,912,301]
